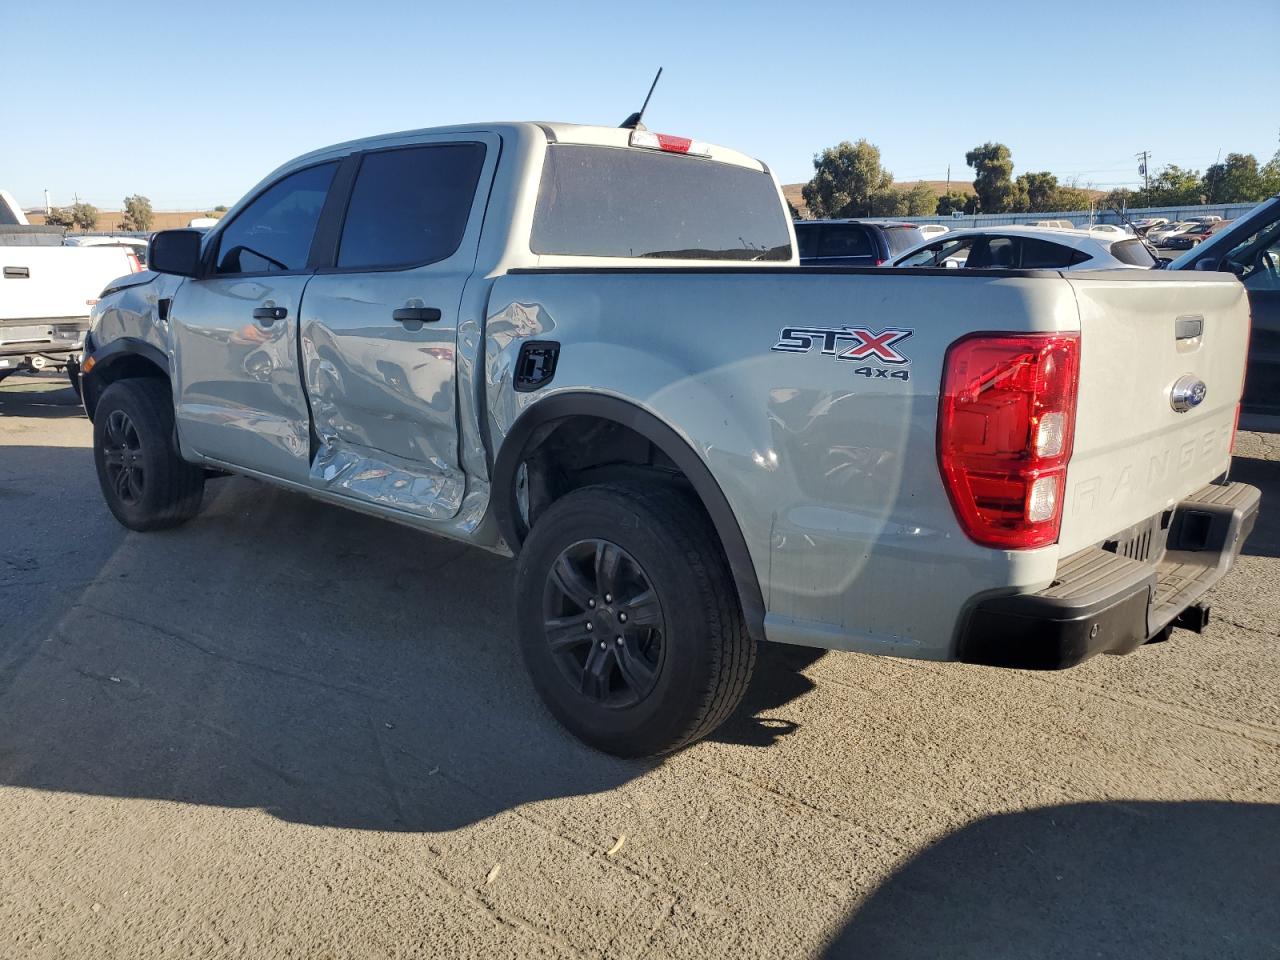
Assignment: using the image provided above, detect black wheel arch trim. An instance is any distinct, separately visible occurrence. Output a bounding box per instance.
[81,336,171,420]
[492,392,766,641]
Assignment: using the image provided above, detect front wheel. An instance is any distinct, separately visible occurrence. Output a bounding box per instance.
[515,481,756,757]
[92,378,205,531]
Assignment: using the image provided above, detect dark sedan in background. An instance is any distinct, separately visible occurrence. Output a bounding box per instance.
[795,219,925,266]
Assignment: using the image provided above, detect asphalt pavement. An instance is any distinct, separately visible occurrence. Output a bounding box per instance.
[1,371,1277,959]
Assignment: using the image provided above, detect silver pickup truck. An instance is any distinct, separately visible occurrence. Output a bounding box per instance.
[80,121,1260,756]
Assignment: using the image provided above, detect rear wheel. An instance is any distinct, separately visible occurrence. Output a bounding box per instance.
[92,378,205,531]
[66,359,82,399]
[515,481,755,757]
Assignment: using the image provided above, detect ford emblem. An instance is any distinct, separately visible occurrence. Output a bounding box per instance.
[1170,375,1208,413]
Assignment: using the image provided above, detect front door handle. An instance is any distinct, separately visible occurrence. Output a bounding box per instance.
[392,307,442,324]
[252,306,287,323]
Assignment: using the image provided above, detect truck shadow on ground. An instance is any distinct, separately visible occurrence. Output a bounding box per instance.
[1230,453,1280,558]
[0,453,816,833]
[823,800,1280,959]
[0,375,84,419]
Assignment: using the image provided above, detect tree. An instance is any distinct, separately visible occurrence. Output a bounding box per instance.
[785,198,802,219]
[868,187,907,217]
[802,139,895,219]
[46,201,99,230]
[1202,153,1262,203]
[121,194,154,232]
[965,142,1017,213]
[1147,165,1203,206]
[901,182,937,216]
[1016,171,1059,212]
[935,191,969,216]
[1262,150,1280,196]
[1102,187,1137,211]
[1051,186,1093,211]
[44,207,74,227]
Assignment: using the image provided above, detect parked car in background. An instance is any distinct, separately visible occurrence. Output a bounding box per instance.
[63,235,149,268]
[1148,221,1196,245]
[1029,219,1076,230]
[1,228,141,385]
[891,226,1156,271]
[795,219,926,266]
[917,224,949,240]
[1084,223,1135,238]
[1168,195,1280,428]
[1189,215,1224,225]
[1162,221,1232,250]
[1131,217,1169,236]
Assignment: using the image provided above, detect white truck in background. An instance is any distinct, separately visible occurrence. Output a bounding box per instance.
[1,190,141,386]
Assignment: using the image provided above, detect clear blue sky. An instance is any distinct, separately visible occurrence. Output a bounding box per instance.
[6,0,1278,210]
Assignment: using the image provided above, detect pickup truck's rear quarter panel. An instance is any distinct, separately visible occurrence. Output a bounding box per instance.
[1059,274,1249,554]
[487,269,1077,659]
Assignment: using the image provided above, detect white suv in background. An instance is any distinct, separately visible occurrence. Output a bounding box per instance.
[891,225,1156,270]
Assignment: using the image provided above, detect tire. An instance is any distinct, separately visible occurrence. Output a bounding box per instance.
[92,378,205,531]
[515,481,756,757]
[66,360,82,399]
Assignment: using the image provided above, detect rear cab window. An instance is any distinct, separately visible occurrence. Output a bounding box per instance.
[531,145,791,261]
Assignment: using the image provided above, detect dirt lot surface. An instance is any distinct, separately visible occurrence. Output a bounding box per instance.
[2,372,1277,959]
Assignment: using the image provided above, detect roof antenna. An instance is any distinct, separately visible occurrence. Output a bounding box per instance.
[620,67,663,130]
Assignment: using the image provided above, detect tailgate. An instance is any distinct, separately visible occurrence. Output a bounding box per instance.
[1058,272,1249,553]
[0,246,131,323]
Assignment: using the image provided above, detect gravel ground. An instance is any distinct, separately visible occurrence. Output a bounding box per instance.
[1,371,1277,960]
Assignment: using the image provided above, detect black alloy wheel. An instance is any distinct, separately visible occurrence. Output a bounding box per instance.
[543,538,665,709]
[101,409,146,506]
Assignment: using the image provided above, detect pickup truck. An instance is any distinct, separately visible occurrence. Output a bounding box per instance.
[79,121,1260,756]
[1,192,141,385]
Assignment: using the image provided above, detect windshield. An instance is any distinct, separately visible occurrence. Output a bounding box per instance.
[531,144,792,261]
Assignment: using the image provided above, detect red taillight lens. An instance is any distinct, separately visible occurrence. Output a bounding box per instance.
[127,252,142,273]
[938,332,1080,549]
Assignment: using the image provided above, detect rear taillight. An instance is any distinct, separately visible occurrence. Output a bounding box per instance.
[127,252,142,273]
[1231,403,1241,453]
[938,332,1080,549]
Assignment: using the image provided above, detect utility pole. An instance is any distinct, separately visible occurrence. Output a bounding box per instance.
[1136,150,1151,206]
[946,165,950,194]
[43,189,51,215]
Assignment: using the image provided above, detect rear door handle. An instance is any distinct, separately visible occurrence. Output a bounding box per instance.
[252,306,287,323]
[392,307,442,324]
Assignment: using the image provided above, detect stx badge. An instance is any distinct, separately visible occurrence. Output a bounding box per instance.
[771,326,914,365]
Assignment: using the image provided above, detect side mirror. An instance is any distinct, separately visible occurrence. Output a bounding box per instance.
[148,229,205,278]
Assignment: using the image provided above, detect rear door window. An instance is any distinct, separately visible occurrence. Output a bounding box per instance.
[215,162,337,275]
[818,224,873,259]
[795,224,820,259]
[337,143,486,270]
[1021,237,1093,268]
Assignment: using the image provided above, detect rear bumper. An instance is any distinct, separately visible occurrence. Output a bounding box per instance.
[958,480,1261,669]
[0,318,90,358]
